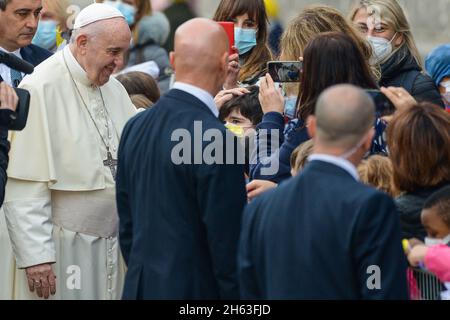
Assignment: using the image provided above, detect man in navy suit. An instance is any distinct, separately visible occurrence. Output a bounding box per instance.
[116,18,247,299]
[0,0,52,86]
[239,84,409,300]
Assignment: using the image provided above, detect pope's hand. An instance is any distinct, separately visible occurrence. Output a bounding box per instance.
[0,82,19,112]
[26,263,57,299]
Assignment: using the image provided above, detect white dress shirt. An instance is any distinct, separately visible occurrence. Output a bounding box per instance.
[309,153,359,181]
[0,46,23,86]
[172,81,219,117]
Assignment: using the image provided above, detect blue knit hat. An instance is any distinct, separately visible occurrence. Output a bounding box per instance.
[425,44,450,87]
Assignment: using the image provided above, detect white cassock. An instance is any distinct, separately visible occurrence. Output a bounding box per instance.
[0,46,136,300]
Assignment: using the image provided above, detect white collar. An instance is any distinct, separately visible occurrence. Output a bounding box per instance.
[0,46,21,58]
[308,153,359,181]
[172,82,218,117]
[63,46,96,88]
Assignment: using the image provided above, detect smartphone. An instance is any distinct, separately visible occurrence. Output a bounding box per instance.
[366,89,396,116]
[267,61,303,83]
[217,21,235,55]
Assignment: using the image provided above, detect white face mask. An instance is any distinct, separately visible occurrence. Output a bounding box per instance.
[367,33,397,65]
[440,80,450,104]
[424,233,450,247]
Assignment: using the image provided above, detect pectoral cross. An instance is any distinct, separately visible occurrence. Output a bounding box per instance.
[103,150,118,181]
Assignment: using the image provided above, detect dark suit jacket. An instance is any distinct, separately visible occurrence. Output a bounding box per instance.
[0,128,10,205]
[20,44,52,67]
[117,89,247,300]
[239,160,409,300]
[0,44,52,83]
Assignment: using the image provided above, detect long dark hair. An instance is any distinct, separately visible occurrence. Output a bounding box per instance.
[296,31,378,121]
[213,0,272,82]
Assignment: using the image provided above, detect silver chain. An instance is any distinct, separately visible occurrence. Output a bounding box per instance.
[62,53,119,152]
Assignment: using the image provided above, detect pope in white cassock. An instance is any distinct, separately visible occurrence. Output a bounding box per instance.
[2,4,136,299]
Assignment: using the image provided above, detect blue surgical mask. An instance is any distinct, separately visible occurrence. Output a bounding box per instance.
[32,20,58,50]
[104,0,136,26]
[234,27,257,56]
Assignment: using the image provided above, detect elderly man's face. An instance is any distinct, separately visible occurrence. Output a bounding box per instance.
[81,20,131,87]
[0,0,42,51]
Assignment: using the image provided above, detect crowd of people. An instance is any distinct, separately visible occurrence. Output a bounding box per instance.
[0,0,449,300]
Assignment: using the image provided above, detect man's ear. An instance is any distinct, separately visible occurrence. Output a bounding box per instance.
[169,52,176,71]
[220,51,229,74]
[76,35,88,55]
[306,115,316,138]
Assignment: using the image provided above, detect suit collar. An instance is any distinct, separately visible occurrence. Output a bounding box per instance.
[309,154,359,181]
[20,46,37,65]
[167,88,219,118]
[172,82,218,117]
[304,160,359,181]
[20,44,52,67]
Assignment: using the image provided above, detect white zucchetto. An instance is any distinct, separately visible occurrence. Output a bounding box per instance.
[73,3,125,29]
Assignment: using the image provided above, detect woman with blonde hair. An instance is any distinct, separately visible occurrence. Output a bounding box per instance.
[278,5,376,118]
[350,0,444,107]
[32,0,71,52]
[290,140,314,177]
[357,155,399,197]
[213,0,272,89]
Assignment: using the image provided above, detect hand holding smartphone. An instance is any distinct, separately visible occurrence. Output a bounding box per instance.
[365,89,396,116]
[267,61,303,83]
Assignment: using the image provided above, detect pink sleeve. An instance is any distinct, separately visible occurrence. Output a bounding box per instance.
[424,245,450,283]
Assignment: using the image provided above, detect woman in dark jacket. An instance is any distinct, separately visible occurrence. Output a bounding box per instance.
[250,32,380,183]
[379,46,444,107]
[350,0,444,108]
[387,103,450,241]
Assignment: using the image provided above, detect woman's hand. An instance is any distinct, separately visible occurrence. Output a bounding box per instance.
[381,87,417,112]
[215,87,250,110]
[223,47,240,90]
[258,73,285,115]
[247,179,277,201]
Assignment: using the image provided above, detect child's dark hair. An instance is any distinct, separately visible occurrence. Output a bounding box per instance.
[423,186,450,227]
[219,86,263,126]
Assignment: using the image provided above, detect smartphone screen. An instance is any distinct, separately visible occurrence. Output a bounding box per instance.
[365,89,396,116]
[267,61,303,83]
[217,21,235,55]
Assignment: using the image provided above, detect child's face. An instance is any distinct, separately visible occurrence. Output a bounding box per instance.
[225,110,254,135]
[421,207,450,239]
